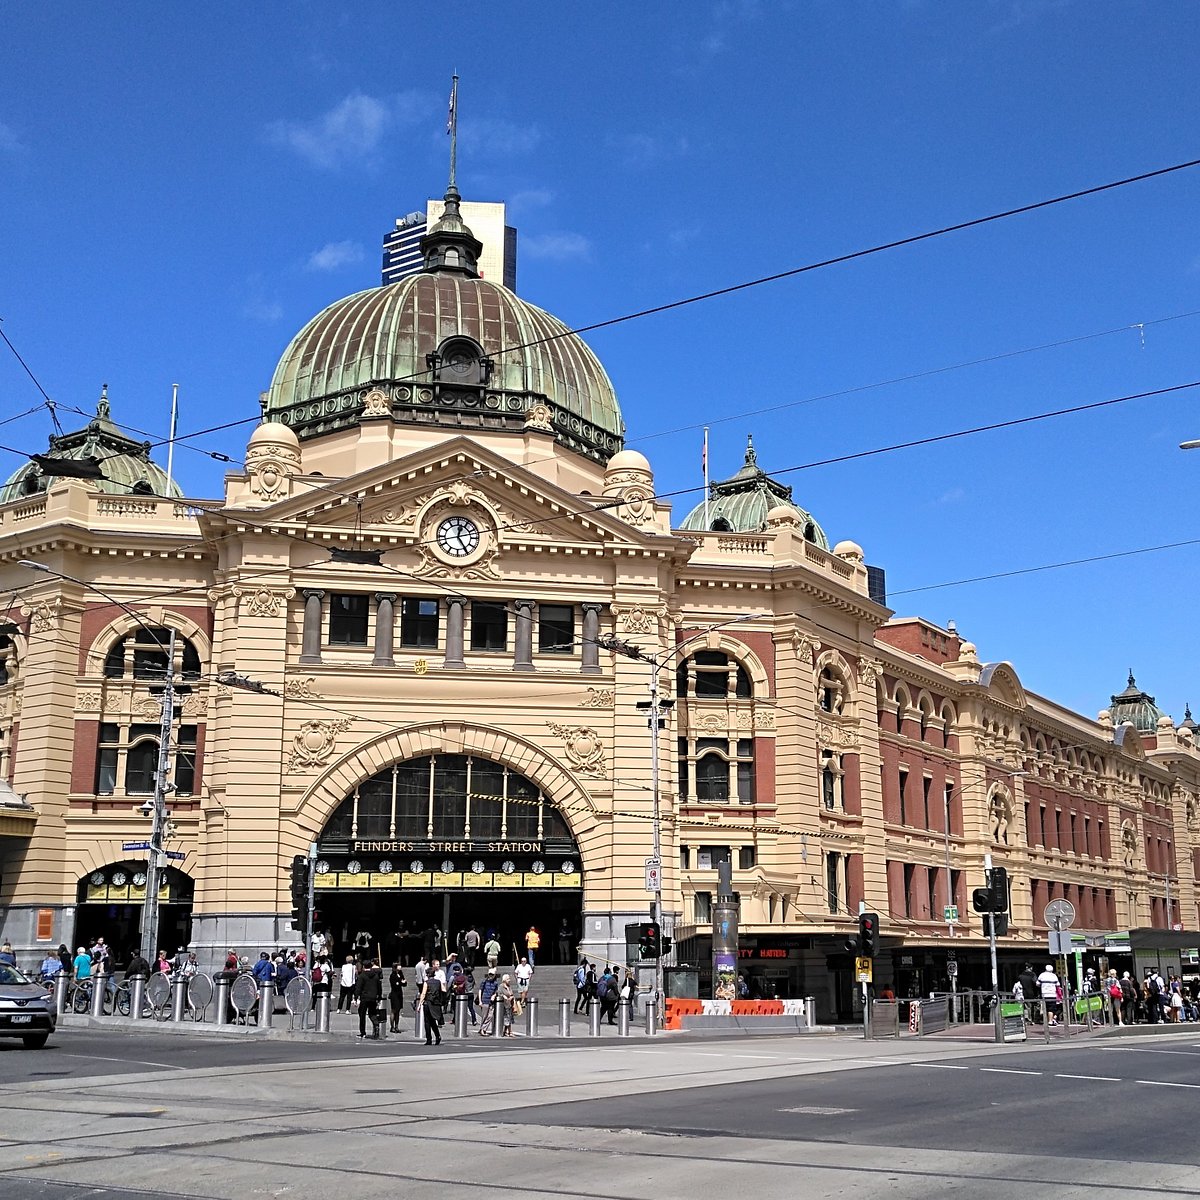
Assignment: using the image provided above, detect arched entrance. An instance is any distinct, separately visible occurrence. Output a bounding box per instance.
[74,862,194,962]
[313,753,583,966]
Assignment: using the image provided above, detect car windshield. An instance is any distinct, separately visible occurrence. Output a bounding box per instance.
[0,965,33,986]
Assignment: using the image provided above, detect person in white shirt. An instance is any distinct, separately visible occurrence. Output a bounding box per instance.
[515,956,533,998]
[337,956,357,1012]
[1036,964,1061,1026]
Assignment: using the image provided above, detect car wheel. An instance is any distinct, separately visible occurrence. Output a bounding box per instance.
[22,1033,49,1049]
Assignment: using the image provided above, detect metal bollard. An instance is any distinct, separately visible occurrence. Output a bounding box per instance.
[53,972,70,1016]
[171,976,188,1022]
[588,997,601,1036]
[90,970,107,1018]
[617,997,630,1036]
[130,974,147,1021]
[258,981,274,1028]
[804,996,816,1028]
[414,1003,425,1041]
[454,994,469,1038]
[558,998,571,1037]
[215,977,230,1026]
[525,997,538,1038]
[645,999,659,1036]
[314,990,331,1033]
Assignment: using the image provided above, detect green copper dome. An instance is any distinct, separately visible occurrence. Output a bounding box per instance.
[1,388,182,502]
[678,436,829,548]
[1109,671,1164,734]
[262,195,624,464]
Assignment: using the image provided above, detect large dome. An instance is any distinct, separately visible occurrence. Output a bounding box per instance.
[263,271,624,464]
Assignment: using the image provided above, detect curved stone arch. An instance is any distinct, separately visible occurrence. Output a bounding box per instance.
[69,842,194,884]
[814,648,856,714]
[939,699,958,734]
[82,608,211,678]
[295,720,603,843]
[893,681,913,716]
[679,631,770,697]
[978,662,1027,711]
[0,624,28,688]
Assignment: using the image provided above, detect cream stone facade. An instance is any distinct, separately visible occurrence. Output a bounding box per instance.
[2,189,1198,1018]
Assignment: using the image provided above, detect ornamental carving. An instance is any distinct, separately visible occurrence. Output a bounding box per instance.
[136,695,162,720]
[288,719,353,772]
[791,631,816,662]
[1186,795,1197,833]
[1121,821,1138,868]
[21,600,58,634]
[580,687,615,709]
[75,691,102,712]
[816,718,859,750]
[699,713,726,733]
[613,605,660,635]
[245,440,301,502]
[366,503,417,528]
[285,676,322,699]
[857,658,883,688]
[361,388,391,417]
[613,484,654,528]
[546,722,607,778]
[989,790,1013,845]
[182,693,207,717]
[233,586,295,617]
[524,402,553,431]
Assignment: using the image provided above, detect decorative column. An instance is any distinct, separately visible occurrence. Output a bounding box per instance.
[444,596,466,669]
[299,589,324,664]
[513,599,535,672]
[580,602,603,674]
[373,593,396,666]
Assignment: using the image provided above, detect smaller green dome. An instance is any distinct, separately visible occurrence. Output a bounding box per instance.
[1,387,182,502]
[1109,671,1164,734]
[677,436,828,548]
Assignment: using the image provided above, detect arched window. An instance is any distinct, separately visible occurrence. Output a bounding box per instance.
[677,650,752,700]
[820,750,844,810]
[124,728,160,795]
[678,736,755,804]
[102,626,201,681]
[0,633,14,687]
[322,755,576,845]
[432,336,492,386]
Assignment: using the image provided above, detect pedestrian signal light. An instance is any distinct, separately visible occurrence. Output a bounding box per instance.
[986,866,1009,913]
[983,912,1009,938]
[858,911,880,958]
[972,887,992,913]
[638,921,661,959]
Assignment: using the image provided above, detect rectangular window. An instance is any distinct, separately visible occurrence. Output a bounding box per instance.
[329,594,370,646]
[95,722,120,794]
[132,627,171,681]
[124,724,160,795]
[826,852,840,914]
[822,764,836,810]
[679,844,690,871]
[175,725,197,795]
[470,601,508,651]
[36,908,53,941]
[898,768,909,826]
[738,845,756,870]
[538,603,574,654]
[400,598,439,648]
[697,845,731,870]
[922,776,932,829]
[694,891,712,923]
[736,739,755,803]
[945,783,956,837]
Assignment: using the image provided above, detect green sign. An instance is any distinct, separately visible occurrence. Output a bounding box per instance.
[943,905,959,922]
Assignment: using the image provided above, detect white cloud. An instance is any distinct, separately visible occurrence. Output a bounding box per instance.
[607,132,690,169]
[237,274,284,322]
[0,120,25,155]
[507,188,555,216]
[268,91,427,170]
[460,117,542,159]
[522,232,591,262]
[306,240,365,272]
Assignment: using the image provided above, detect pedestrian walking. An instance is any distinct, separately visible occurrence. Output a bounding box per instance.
[388,962,406,1033]
[1119,972,1138,1025]
[463,925,480,969]
[478,967,499,1034]
[498,973,516,1037]
[573,960,589,1014]
[337,955,357,1012]
[420,968,443,1046]
[357,959,383,1039]
[557,918,573,965]
[525,926,541,968]
[0,940,16,967]
[515,956,533,1000]
[484,934,501,970]
[1036,963,1060,1026]
[462,965,479,1026]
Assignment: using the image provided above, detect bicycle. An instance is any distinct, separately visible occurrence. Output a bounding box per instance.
[68,977,117,1014]
[114,979,156,1018]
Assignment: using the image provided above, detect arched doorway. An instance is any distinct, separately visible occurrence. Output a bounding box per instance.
[313,753,583,966]
[74,862,194,963]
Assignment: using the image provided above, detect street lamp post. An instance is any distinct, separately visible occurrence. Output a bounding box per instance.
[18,560,182,964]
[599,611,763,1024]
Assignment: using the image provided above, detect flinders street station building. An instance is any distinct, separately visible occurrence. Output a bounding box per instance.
[2,186,1199,1020]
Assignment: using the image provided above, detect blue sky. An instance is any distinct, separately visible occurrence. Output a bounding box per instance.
[2,2,1198,722]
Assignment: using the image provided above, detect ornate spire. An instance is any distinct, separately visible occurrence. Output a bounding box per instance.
[421,76,482,277]
[97,383,110,420]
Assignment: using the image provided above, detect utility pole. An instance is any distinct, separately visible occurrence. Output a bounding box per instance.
[142,629,178,965]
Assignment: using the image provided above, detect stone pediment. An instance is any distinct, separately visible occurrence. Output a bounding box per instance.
[213,437,667,558]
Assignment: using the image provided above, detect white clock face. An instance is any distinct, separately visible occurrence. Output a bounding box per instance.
[436,515,480,557]
[133,872,147,887]
[111,871,128,887]
[501,860,516,875]
[440,859,455,873]
[378,859,393,874]
[531,861,546,875]
[410,859,425,873]
[315,860,330,875]
[346,860,362,875]
[90,871,105,886]
[471,860,486,874]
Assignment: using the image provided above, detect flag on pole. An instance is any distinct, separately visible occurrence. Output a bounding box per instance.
[702,427,708,474]
[446,75,458,136]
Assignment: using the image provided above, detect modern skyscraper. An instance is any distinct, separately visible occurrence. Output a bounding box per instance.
[382,200,517,289]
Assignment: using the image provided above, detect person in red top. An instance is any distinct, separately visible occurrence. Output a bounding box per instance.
[524,926,541,968]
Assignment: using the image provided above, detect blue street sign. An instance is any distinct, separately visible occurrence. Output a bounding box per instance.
[164,851,186,861]
[122,841,152,851]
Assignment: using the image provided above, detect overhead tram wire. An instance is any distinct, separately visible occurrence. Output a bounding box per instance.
[0,319,64,436]
[27,153,1198,473]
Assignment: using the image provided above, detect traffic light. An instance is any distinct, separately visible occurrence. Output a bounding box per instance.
[858,911,880,958]
[987,866,1009,913]
[638,921,661,959]
[983,912,1009,938]
[972,887,992,913]
[289,855,309,933]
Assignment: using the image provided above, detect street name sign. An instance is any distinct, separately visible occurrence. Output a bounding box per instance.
[943,904,959,922]
[122,841,152,852]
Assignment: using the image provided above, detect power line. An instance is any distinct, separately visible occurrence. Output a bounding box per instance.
[0,320,64,435]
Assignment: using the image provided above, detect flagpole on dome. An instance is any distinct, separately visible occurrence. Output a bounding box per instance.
[446,73,459,191]
[702,426,710,529]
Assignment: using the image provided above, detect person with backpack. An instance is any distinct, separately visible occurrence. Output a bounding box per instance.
[1105,969,1125,1026]
[1145,970,1164,1023]
[1119,972,1138,1025]
[573,960,589,1014]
